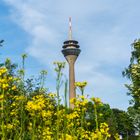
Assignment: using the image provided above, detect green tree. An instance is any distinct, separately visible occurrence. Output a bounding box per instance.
[127,107,140,136]
[123,39,140,108]
[98,104,117,137]
[112,108,135,138]
[123,39,140,136]
[86,102,117,139]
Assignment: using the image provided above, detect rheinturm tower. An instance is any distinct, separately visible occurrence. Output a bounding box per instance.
[62,18,81,108]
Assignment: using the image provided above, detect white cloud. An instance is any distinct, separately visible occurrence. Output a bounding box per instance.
[3,0,140,110]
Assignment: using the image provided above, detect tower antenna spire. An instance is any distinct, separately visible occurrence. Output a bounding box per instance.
[69,17,72,40]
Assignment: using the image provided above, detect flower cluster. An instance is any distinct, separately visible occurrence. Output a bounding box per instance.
[75,81,87,95]
[0,66,119,140]
[75,81,87,89]
[0,67,17,91]
[53,61,65,73]
[91,97,103,106]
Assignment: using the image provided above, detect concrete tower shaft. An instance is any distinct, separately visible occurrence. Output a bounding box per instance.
[66,55,77,109]
[61,18,81,108]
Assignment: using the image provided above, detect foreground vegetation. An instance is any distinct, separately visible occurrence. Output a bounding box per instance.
[0,40,140,139]
[0,58,119,139]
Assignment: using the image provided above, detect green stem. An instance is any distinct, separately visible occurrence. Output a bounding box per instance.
[1,89,5,140]
[81,108,85,129]
[64,79,68,139]
[56,71,61,140]
[32,117,36,140]
[94,104,98,130]
[81,88,84,96]
[81,90,85,128]
[56,100,60,140]
[19,100,24,139]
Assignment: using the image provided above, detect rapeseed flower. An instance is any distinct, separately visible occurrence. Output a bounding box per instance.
[91,97,103,106]
[0,63,115,140]
[75,81,87,89]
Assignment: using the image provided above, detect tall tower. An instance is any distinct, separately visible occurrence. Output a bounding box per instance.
[62,18,81,108]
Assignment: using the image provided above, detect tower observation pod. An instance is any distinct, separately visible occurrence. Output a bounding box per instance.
[61,18,81,109]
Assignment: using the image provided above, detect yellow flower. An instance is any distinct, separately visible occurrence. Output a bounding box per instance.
[48,92,56,98]
[41,110,52,118]
[100,123,111,137]
[2,83,9,89]
[11,102,16,107]
[14,95,26,101]
[91,97,103,105]
[75,81,87,89]
[5,124,14,130]
[0,67,7,75]
[0,94,4,101]
[11,85,16,90]
[10,111,17,116]
[64,134,73,140]
[87,122,91,126]
[114,133,120,140]
[70,98,76,104]
[42,127,52,140]
[66,111,79,120]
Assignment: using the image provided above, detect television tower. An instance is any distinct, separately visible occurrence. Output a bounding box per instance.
[62,18,81,108]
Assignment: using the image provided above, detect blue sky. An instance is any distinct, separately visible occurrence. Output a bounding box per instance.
[0,0,140,110]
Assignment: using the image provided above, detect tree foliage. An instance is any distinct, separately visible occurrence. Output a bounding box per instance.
[127,107,140,136]
[112,108,135,138]
[86,102,118,139]
[123,39,140,136]
[0,40,4,47]
[123,39,140,108]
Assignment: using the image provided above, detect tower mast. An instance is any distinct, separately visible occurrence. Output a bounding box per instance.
[69,17,72,40]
